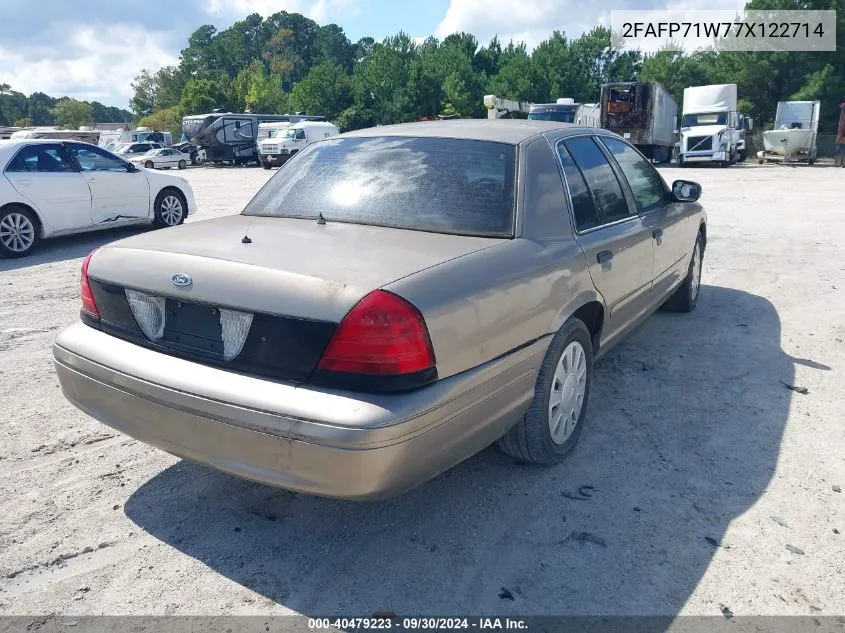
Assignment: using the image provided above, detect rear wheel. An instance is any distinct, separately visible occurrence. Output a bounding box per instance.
[178,160,186,170]
[497,318,593,464]
[153,190,186,228]
[0,205,40,258]
[662,233,704,312]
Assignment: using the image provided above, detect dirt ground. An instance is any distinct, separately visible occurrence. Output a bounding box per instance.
[0,161,843,617]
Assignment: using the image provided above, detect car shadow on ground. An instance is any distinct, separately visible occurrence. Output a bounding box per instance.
[0,225,150,272]
[125,285,798,615]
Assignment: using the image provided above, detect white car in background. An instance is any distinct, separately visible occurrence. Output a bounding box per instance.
[0,139,197,258]
[113,142,162,158]
[129,147,191,170]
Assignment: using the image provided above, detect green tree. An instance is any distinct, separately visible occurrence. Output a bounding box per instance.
[179,75,234,115]
[487,42,537,102]
[50,99,94,128]
[314,24,355,72]
[13,116,32,127]
[234,61,288,113]
[138,107,182,137]
[289,62,352,119]
[351,33,417,124]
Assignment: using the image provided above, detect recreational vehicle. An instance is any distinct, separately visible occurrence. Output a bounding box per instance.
[181,112,326,165]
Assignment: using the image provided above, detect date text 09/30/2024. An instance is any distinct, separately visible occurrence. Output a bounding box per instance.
[308,618,529,630]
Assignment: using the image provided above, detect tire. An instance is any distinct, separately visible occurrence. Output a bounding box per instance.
[178,160,186,170]
[661,233,704,313]
[738,150,747,162]
[153,189,187,228]
[261,161,270,170]
[758,155,765,165]
[0,205,40,258]
[497,318,593,464]
[144,161,154,169]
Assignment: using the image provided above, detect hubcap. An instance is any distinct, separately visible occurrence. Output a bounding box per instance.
[160,196,183,226]
[690,242,702,301]
[0,212,35,252]
[549,341,587,445]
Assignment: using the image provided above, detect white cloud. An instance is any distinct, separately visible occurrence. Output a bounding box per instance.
[0,23,179,106]
[436,0,748,49]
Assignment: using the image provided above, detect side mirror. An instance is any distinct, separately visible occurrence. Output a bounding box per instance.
[125,163,139,173]
[672,179,701,202]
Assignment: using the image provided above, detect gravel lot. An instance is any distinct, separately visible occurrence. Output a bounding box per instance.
[1,162,843,617]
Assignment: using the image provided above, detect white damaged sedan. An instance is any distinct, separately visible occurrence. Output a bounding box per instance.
[0,139,197,258]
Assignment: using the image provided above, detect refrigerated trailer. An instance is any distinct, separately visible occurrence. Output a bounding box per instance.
[600,81,677,162]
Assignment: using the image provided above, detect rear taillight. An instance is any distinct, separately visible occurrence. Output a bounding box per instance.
[80,250,99,318]
[317,290,435,375]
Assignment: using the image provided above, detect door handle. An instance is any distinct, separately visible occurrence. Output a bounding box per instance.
[597,250,613,264]
[652,228,664,240]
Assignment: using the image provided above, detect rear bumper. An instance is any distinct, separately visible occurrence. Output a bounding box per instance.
[53,323,546,499]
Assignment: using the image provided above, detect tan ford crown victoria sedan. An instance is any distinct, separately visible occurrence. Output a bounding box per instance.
[53,120,706,500]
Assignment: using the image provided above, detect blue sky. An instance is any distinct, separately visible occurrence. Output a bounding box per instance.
[0,0,745,109]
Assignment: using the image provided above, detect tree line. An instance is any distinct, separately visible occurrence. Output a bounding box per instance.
[0,83,133,129]
[128,0,843,135]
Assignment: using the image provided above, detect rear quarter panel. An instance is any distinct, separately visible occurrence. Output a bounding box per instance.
[385,239,601,380]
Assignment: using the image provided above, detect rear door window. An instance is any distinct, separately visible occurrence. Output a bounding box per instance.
[561,137,631,226]
[6,144,74,173]
[556,144,599,232]
[243,136,517,238]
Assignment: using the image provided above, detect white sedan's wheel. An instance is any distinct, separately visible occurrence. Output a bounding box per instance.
[548,341,588,445]
[0,207,40,258]
[153,191,186,228]
[145,161,154,169]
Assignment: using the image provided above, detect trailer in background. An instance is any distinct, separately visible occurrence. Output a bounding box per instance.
[757,101,820,165]
[600,81,677,163]
[575,103,600,127]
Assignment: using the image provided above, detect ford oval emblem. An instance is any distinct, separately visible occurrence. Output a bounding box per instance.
[171,273,193,287]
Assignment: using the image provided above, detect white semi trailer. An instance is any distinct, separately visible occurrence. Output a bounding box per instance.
[677,84,752,167]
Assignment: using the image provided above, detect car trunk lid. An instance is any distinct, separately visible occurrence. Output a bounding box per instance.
[84,214,505,384]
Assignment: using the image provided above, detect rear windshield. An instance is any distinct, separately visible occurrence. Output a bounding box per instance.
[242,136,517,237]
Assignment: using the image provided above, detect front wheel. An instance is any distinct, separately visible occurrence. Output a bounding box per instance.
[662,233,704,312]
[153,190,187,228]
[0,205,40,258]
[144,161,154,169]
[178,160,186,170]
[497,318,593,464]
